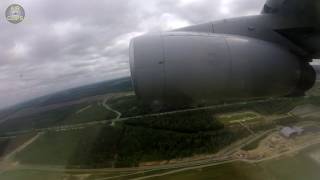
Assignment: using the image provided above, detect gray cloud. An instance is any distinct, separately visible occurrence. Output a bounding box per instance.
[0,0,266,109]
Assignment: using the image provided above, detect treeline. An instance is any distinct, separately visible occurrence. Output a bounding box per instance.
[69,111,240,168]
[114,125,237,167]
[109,95,308,119]
[0,105,77,134]
[124,110,224,133]
[0,102,117,135]
[17,96,320,168]
[73,109,257,168]
[16,112,243,168]
[108,95,152,117]
[18,77,132,109]
[70,123,239,168]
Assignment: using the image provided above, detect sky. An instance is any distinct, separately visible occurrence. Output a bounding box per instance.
[0,0,266,109]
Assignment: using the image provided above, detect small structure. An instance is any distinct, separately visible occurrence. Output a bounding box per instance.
[280,126,304,138]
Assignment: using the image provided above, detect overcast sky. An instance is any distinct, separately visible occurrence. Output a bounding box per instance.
[0,0,266,109]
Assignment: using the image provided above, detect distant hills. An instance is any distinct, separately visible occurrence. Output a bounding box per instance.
[18,77,132,108]
[0,77,133,121]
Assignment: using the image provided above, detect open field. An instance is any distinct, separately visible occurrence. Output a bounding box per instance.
[0,77,132,135]
[216,111,261,124]
[0,101,117,135]
[0,167,182,180]
[1,81,320,179]
[0,133,37,159]
[0,169,70,180]
[108,95,152,118]
[142,142,320,180]
[12,101,318,169]
[62,102,117,125]
[14,117,240,168]
[241,132,270,151]
[6,132,320,180]
[11,92,320,169]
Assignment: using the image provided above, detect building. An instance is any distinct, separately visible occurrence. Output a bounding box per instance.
[280,127,304,138]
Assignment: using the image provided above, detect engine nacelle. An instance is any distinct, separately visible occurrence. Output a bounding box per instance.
[129,32,315,106]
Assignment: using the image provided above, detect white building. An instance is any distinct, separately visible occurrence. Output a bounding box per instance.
[280,127,304,138]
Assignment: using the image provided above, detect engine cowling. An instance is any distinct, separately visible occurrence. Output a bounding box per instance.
[129,32,315,106]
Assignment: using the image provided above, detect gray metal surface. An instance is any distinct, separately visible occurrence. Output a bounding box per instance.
[129,0,318,106]
[130,32,302,105]
[130,34,165,103]
[261,0,317,20]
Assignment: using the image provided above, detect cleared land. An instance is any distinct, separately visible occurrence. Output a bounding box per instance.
[216,111,261,124]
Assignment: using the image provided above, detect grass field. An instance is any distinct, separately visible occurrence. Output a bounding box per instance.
[153,144,320,180]
[0,170,71,180]
[14,112,241,168]
[62,103,117,125]
[3,81,319,133]
[216,111,260,124]
[0,168,178,180]
[2,84,320,179]
[0,102,117,135]
[0,133,37,159]
[15,125,110,166]
[10,93,320,168]
[152,162,270,180]
[109,90,320,119]
[108,95,152,117]
[6,144,320,180]
[14,96,320,168]
[241,133,269,151]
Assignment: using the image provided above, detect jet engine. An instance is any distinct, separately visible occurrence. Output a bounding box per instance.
[129,32,315,106]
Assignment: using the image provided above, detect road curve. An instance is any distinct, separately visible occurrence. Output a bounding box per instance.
[102,97,122,119]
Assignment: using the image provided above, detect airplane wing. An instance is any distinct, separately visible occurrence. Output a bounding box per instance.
[261,0,318,20]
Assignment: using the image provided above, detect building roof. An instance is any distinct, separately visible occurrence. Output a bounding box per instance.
[280,126,304,138]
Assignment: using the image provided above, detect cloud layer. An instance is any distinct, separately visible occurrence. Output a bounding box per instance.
[0,0,265,109]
